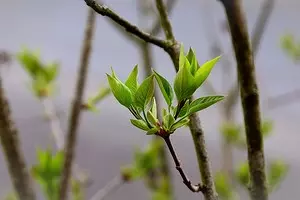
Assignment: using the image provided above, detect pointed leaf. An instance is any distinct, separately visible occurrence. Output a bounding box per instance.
[134,75,155,109]
[195,56,221,88]
[107,74,133,108]
[153,71,174,106]
[147,110,158,126]
[125,65,139,93]
[163,114,175,130]
[150,98,157,119]
[147,127,159,135]
[45,62,59,82]
[179,44,186,69]
[130,119,150,131]
[187,48,198,75]
[174,60,196,101]
[170,118,190,132]
[188,96,224,115]
[177,100,190,118]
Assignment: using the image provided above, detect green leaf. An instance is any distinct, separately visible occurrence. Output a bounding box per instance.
[107,74,133,108]
[45,62,59,82]
[179,44,186,69]
[17,48,42,78]
[87,87,111,106]
[214,172,234,199]
[147,127,159,135]
[125,65,139,93]
[163,114,175,130]
[153,71,174,106]
[150,98,157,119]
[235,162,250,187]
[134,75,155,109]
[130,119,150,131]
[147,110,158,126]
[195,56,221,88]
[170,118,190,132]
[261,120,273,138]
[186,48,198,75]
[188,96,224,115]
[177,100,190,118]
[268,160,288,192]
[174,59,196,101]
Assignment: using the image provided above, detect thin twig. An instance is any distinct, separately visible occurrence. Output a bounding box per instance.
[58,8,96,200]
[154,0,218,199]
[85,0,171,51]
[85,0,218,199]
[41,98,91,185]
[219,0,268,200]
[163,136,203,192]
[88,176,124,200]
[0,75,36,200]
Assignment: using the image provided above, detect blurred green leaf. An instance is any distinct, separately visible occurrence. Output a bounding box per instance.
[235,162,250,188]
[261,120,273,138]
[268,160,288,193]
[220,123,242,144]
[214,172,235,200]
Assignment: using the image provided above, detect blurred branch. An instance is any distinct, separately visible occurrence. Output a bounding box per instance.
[223,0,275,113]
[59,9,96,200]
[0,76,36,200]
[41,98,91,185]
[219,0,268,200]
[265,88,300,110]
[89,176,124,200]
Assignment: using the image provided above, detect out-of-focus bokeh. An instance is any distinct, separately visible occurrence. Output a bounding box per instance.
[0,0,299,199]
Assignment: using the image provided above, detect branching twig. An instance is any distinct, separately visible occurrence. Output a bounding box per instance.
[85,0,218,199]
[88,176,124,200]
[219,0,268,200]
[0,76,36,200]
[163,136,203,193]
[58,8,96,200]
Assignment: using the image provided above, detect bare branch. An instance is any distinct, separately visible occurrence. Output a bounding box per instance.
[0,76,36,200]
[85,0,171,51]
[59,9,96,200]
[89,176,124,200]
[219,0,268,200]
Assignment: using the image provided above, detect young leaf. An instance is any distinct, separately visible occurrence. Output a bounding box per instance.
[174,59,196,101]
[134,75,155,109]
[107,74,133,108]
[268,160,288,192]
[45,62,59,82]
[130,119,150,131]
[186,48,198,75]
[170,118,190,132]
[235,162,250,187]
[177,100,190,118]
[150,98,157,119]
[125,65,139,93]
[195,56,221,88]
[188,96,224,115]
[147,127,159,135]
[163,114,175,130]
[179,44,186,69]
[147,110,158,126]
[153,71,174,106]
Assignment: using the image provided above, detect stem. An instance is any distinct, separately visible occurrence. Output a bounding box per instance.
[58,8,96,200]
[88,176,124,200]
[219,0,268,200]
[174,99,186,119]
[163,136,203,192]
[0,75,36,200]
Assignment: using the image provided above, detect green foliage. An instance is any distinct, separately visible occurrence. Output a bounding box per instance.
[220,123,242,145]
[235,162,250,188]
[107,44,224,137]
[280,34,300,63]
[31,149,64,200]
[214,172,236,200]
[120,140,162,182]
[71,179,85,200]
[17,48,60,98]
[267,160,289,193]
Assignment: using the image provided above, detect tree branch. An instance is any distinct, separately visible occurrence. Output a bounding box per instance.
[0,76,36,200]
[223,0,275,113]
[84,0,171,51]
[88,176,124,200]
[58,8,96,200]
[219,0,268,200]
[164,136,203,192]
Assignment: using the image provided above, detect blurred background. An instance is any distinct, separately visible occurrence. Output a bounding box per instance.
[0,0,299,199]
